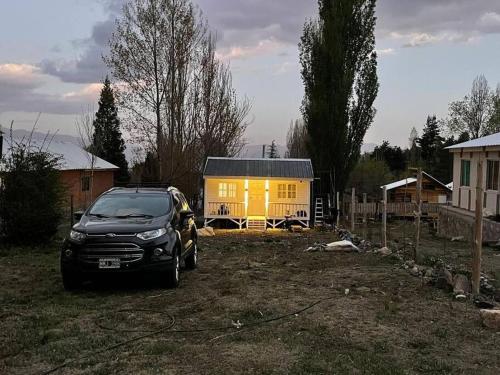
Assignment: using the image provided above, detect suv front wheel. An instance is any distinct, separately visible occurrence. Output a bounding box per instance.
[164,251,180,288]
[61,256,82,291]
[185,240,198,270]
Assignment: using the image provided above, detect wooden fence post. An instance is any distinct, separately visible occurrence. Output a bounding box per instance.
[382,187,387,248]
[351,188,356,232]
[415,169,422,261]
[363,193,367,224]
[473,156,484,295]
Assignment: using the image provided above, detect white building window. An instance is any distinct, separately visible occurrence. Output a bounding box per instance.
[487,160,499,191]
[278,183,297,199]
[218,182,236,198]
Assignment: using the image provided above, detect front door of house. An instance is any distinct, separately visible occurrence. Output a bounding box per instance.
[248,180,266,216]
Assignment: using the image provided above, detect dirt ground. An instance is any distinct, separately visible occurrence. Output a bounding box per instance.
[1,227,499,375]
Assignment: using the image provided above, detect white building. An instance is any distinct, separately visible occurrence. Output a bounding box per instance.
[447,132,500,215]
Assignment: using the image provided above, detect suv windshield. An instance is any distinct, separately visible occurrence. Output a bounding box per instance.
[88,193,172,218]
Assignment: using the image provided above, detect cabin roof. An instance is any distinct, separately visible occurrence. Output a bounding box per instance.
[1,137,119,171]
[446,132,500,149]
[381,172,452,192]
[203,157,314,179]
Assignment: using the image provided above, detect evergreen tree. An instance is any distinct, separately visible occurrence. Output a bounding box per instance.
[300,0,378,194]
[267,140,280,158]
[371,141,406,176]
[417,115,443,176]
[92,77,129,184]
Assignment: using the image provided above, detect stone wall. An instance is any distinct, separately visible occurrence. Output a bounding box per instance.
[438,206,500,243]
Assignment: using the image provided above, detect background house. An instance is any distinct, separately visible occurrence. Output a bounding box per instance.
[447,132,500,215]
[203,157,314,230]
[1,137,119,210]
[381,172,452,204]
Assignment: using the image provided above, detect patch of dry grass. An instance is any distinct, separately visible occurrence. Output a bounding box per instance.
[0,229,499,374]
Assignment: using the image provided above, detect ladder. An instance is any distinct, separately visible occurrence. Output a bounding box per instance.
[314,197,324,225]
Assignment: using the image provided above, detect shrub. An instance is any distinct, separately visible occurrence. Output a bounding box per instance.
[0,141,65,245]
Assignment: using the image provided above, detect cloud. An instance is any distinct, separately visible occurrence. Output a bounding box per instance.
[37,0,500,85]
[0,63,100,115]
[379,0,500,46]
[215,39,286,61]
[479,12,500,32]
[375,48,396,56]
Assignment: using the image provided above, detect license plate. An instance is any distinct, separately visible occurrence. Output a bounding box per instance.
[99,258,121,269]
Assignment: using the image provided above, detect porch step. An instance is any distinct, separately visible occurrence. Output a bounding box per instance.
[247,217,267,231]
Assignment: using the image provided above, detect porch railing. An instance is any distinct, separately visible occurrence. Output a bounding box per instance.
[268,203,309,219]
[206,202,245,218]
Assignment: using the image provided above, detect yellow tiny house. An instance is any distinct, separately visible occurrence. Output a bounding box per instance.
[203,158,314,230]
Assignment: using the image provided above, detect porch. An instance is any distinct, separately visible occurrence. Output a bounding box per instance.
[204,201,310,229]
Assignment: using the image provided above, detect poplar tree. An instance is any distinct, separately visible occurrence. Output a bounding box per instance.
[92,77,129,185]
[300,0,379,193]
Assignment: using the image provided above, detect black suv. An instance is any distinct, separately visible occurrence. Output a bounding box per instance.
[61,187,198,290]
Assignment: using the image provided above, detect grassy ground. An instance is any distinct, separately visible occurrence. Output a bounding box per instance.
[1,228,499,374]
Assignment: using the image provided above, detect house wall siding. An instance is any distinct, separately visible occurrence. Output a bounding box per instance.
[61,170,115,210]
[452,150,500,215]
[204,177,311,219]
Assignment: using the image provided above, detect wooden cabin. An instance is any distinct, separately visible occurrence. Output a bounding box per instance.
[381,172,452,204]
[203,157,314,230]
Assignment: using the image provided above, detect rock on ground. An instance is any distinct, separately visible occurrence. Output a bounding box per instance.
[197,227,215,237]
[324,240,360,253]
[480,309,500,330]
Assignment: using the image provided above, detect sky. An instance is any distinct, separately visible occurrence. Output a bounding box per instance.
[1,0,500,149]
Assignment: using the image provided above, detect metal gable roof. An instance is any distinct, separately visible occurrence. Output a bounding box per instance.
[203,157,314,179]
[380,172,452,192]
[446,132,500,149]
[1,137,119,171]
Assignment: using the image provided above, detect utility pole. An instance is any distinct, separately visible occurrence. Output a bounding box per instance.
[473,155,484,295]
[415,168,423,261]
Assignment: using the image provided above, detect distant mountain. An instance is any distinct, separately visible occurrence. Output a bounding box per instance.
[3,129,136,162]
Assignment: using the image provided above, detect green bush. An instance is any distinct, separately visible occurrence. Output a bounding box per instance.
[0,142,65,245]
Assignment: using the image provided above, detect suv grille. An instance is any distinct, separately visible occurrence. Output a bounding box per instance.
[79,242,144,264]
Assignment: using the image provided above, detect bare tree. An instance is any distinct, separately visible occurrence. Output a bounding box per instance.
[105,0,173,181]
[106,0,250,198]
[487,84,500,135]
[76,108,98,208]
[286,119,309,158]
[447,75,493,139]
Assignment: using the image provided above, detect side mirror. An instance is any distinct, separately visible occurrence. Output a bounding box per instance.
[73,211,84,222]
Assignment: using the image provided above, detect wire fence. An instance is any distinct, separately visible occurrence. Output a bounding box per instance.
[339,197,500,291]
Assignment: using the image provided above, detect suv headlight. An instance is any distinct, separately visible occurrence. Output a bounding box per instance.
[70,230,86,242]
[137,228,167,241]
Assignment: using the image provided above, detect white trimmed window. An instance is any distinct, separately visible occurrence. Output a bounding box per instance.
[278,183,297,199]
[278,184,287,199]
[218,182,236,198]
